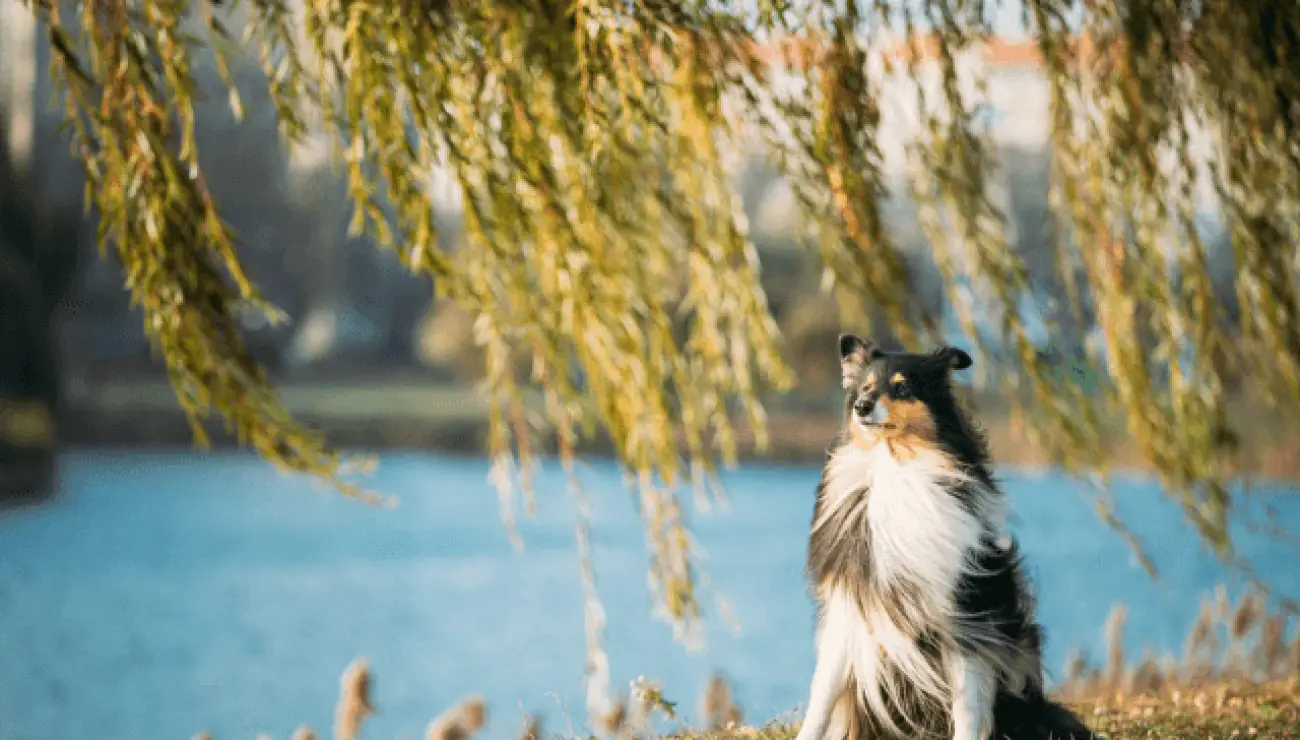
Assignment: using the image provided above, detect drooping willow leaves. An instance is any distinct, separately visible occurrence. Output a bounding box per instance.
[20,0,1300,713]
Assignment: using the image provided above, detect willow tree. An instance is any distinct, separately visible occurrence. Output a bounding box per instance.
[21,0,1300,709]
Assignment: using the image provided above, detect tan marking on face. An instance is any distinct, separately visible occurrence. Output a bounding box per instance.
[875,398,940,459]
[890,372,906,385]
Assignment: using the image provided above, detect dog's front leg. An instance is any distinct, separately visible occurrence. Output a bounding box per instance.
[794,627,851,740]
[949,652,995,740]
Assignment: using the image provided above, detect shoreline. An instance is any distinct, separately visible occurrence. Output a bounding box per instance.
[50,378,1300,481]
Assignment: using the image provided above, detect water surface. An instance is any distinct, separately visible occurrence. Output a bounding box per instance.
[1,451,1297,740]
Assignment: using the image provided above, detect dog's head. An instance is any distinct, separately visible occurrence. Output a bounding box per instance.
[838,333,973,450]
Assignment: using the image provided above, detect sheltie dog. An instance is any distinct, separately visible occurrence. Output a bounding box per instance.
[793,334,1092,740]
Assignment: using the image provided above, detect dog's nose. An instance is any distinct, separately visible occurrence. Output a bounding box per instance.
[854,398,874,417]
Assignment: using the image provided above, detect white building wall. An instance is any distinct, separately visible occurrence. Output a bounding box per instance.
[0,2,37,172]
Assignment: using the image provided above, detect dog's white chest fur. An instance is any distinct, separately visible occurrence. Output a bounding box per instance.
[821,444,993,595]
[810,441,1009,734]
[817,441,1005,594]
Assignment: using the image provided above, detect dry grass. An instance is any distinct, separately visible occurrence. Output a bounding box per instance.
[189,587,1299,739]
[1076,679,1299,738]
[661,725,799,739]
[1044,587,1300,739]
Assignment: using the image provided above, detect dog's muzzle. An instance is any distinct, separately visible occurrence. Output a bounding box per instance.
[854,397,874,418]
[854,397,889,426]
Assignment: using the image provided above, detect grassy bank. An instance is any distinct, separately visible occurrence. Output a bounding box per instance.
[227,668,1300,740]
[681,677,1300,738]
[192,587,1299,740]
[678,678,1300,737]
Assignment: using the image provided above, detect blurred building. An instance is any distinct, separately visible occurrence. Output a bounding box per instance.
[746,32,1234,375]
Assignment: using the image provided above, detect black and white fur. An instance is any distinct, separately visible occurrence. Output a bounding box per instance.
[793,334,1091,740]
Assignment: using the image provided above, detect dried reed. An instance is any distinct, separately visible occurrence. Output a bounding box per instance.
[518,713,542,740]
[334,658,374,740]
[700,673,743,732]
[425,695,487,740]
[1060,586,1298,702]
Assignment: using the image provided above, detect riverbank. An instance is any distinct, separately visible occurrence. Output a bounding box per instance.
[58,377,1300,480]
[682,678,1300,737]
[690,590,1300,738]
[217,666,1300,739]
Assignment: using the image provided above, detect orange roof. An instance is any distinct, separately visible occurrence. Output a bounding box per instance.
[986,38,1044,66]
[747,33,1107,72]
[747,36,830,68]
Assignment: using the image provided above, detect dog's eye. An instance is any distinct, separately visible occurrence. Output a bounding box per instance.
[890,380,909,398]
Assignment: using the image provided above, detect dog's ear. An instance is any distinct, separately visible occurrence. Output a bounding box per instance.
[839,333,878,389]
[942,346,973,371]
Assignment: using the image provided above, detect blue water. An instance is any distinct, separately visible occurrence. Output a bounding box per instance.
[1,451,1298,740]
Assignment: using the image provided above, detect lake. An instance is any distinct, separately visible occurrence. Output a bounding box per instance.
[1,450,1298,740]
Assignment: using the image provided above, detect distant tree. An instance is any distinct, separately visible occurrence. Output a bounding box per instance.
[19,0,1300,683]
[0,117,79,501]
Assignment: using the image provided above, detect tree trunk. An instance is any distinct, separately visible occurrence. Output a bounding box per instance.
[0,117,77,507]
[0,241,58,506]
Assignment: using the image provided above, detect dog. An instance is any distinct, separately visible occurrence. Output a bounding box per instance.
[793,334,1092,740]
